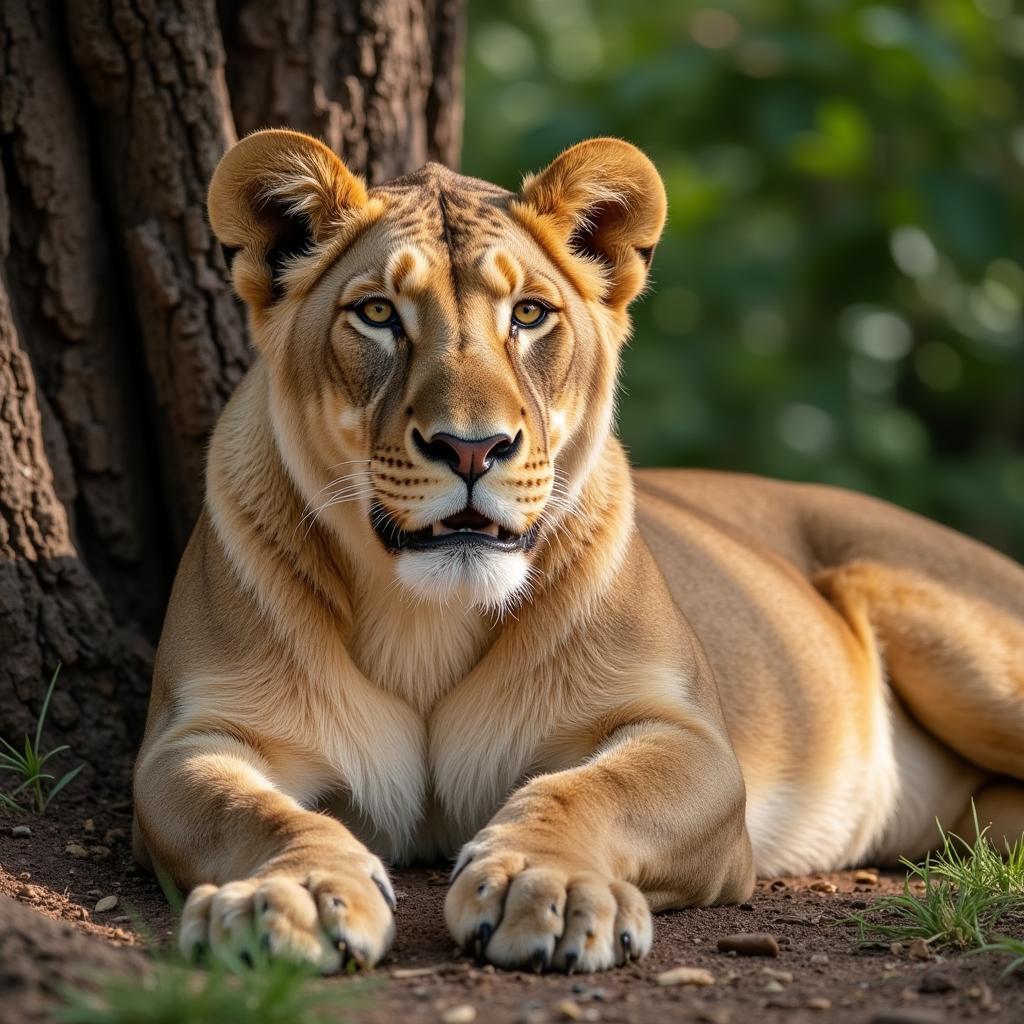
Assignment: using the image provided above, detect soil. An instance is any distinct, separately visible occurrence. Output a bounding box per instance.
[2,779,1022,1024]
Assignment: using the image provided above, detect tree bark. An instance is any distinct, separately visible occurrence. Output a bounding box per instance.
[0,0,168,636]
[219,0,464,181]
[0,0,464,771]
[67,0,249,548]
[0,161,147,765]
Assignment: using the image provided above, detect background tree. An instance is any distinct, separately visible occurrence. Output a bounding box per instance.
[0,0,464,776]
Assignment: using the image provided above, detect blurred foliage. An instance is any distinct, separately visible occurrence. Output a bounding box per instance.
[462,0,1024,559]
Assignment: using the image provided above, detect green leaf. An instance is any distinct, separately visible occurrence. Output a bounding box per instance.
[34,662,62,752]
[0,734,26,761]
[36,745,71,769]
[42,764,84,812]
[0,790,25,812]
[0,752,29,773]
[8,775,41,799]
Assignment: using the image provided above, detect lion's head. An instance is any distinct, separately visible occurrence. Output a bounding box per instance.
[208,131,666,613]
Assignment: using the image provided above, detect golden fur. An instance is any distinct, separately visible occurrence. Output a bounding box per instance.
[133,130,1024,973]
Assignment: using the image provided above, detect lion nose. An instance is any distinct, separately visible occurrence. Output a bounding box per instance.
[413,430,520,483]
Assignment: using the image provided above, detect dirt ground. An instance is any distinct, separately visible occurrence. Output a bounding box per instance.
[2,781,1022,1024]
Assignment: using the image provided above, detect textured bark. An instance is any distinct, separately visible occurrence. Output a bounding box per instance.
[0,0,166,636]
[0,162,148,765]
[67,0,249,547]
[220,0,465,181]
[0,0,464,770]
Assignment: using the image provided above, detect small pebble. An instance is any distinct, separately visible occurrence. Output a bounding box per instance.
[918,969,956,994]
[809,880,837,894]
[518,1006,547,1024]
[392,965,444,979]
[908,938,931,961]
[716,933,780,957]
[553,1000,584,1021]
[762,979,785,993]
[10,825,32,839]
[849,899,870,909]
[810,953,830,965]
[761,967,793,983]
[656,966,715,987]
[855,870,879,885]
[94,895,118,913]
[440,1006,477,1024]
[967,982,993,1009]
[64,843,89,858]
[806,997,832,1011]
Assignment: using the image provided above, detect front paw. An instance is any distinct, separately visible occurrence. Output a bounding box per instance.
[445,839,652,973]
[179,852,396,972]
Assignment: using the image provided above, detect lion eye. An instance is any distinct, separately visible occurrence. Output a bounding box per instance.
[356,298,398,326]
[511,300,548,328]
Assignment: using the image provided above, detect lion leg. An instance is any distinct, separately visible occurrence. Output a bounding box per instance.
[816,561,1024,782]
[445,720,754,973]
[134,731,395,971]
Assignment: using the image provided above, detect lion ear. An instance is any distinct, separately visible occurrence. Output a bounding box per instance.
[517,138,667,310]
[208,129,368,311]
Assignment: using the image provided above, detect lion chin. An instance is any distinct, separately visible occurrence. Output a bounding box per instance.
[394,546,533,614]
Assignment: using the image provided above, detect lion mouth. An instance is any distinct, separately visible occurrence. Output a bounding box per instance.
[370,504,538,553]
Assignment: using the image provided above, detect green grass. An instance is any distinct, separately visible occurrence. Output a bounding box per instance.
[850,809,1024,975]
[57,944,361,1024]
[58,873,368,1024]
[0,663,83,814]
[981,936,1024,981]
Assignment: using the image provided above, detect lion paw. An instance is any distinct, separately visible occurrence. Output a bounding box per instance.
[179,855,396,972]
[445,844,652,972]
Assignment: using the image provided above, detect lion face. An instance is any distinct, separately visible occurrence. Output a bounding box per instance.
[209,132,666,612]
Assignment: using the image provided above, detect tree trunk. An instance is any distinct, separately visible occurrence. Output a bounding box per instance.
[0,164,148,767]
[218,0,464,181]
[0,0,464,774]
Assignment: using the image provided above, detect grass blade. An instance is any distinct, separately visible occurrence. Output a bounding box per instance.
[849,810,1024,953]
[0,790,25,811]
[42,764,84,811]
[0,662,82,815]
[36,745,72,768]
[0,735,27,761]
[35,661,62,752]
[0,752,30,773]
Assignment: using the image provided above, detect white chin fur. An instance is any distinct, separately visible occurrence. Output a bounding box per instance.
[395,547,531,614]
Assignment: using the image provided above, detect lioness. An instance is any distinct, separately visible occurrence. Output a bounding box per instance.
[133,130,1024,974]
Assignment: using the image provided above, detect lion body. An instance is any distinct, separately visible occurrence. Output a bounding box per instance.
[134,131,1024,973]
